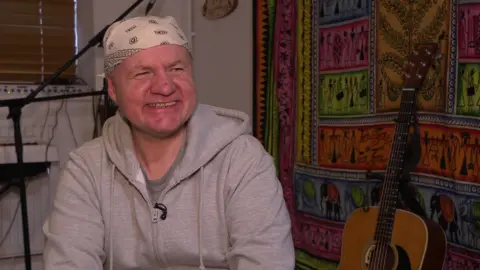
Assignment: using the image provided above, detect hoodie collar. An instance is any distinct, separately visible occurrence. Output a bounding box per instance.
[101,104,252,183]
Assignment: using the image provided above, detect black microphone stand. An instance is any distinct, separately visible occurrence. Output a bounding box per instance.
[0,1,147,269]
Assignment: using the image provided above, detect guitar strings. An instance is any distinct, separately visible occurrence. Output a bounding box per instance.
[372,90,398,269]
[373,82,415,270]
[373,88,406,269]
[378,88,413,269]
[371,45,435,269]
[372,88,398,269]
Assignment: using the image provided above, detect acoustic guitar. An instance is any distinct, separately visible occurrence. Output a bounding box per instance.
[337,44,447,270]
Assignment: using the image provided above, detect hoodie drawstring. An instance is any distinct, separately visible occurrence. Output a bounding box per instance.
[109,164,116,270]
[198,166,205,270]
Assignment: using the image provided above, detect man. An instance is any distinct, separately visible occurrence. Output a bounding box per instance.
[43,15,295,270]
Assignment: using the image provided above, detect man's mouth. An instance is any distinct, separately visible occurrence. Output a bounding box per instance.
[147,101,176,108]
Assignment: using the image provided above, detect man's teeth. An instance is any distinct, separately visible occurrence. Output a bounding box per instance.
[148,102,176,108]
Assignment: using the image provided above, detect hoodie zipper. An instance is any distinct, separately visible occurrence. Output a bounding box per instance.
[151,179,182,267]
[133,187,165,266]
[124,167,167,267]
[131,165,195,267]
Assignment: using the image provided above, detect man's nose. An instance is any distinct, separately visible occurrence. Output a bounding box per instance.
[150,71,175,95]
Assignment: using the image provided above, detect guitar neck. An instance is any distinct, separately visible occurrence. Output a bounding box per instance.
[374,87,418,242]
[371,43,438,244]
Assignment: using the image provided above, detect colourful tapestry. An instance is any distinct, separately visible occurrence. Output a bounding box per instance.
[254,0,480,269]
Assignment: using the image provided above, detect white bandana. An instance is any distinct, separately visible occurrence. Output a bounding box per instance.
[102,15,190,75]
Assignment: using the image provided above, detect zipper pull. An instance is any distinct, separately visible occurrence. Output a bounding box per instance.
[152,203,168,223]
[152,207,160,223]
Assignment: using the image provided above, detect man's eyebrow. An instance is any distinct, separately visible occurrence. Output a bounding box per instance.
[129,60,184,72]
[125,65,144,76]
[131,64,149,70]
[166,60,183,68]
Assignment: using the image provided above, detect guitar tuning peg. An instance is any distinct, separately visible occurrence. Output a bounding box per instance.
[420,61,426,67]
[409,62,415,67]
[413,50,419,55]
[425,49,432,55]
[404,73,411,79]
[416,73,423,79]
[435,53,442,60]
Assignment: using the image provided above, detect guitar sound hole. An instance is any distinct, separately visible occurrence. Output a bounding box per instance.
[364,243,412,269]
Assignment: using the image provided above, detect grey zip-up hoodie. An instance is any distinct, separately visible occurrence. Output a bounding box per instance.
[43,104,295,270]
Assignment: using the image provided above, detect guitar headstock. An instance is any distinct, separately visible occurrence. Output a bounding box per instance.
[403,43,440,89]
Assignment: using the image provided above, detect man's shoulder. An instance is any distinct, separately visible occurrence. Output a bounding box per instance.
[69,137,105,160]
[195,104,251,124]
[225,134,272,162]
[229,134,263,150]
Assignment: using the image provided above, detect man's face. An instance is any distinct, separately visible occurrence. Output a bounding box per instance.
[108,44,196,138]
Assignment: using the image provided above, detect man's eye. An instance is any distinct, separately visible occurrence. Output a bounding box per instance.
[171,68,184,72]
[135,71,150,76]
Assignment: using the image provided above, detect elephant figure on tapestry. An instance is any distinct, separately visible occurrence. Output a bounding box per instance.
[344,184,367,215]
[296,177,322,215]
[459,198,480,249]
[300,178,318,211]
[320,182,342,220]
[430,193,460,243]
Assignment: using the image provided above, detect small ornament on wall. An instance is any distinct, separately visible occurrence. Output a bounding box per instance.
[202,0,238,20]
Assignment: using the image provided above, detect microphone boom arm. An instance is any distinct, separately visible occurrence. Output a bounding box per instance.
[145,0,157,15]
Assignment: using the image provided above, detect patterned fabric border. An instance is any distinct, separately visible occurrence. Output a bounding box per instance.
[274,0,299,245]
[369,0,377,113]
[295,0,313,165]
[295,164,480,194]
[311,0,319,166]
[253,0,269,143]
[316,112,480,129]
[447,0,458,114]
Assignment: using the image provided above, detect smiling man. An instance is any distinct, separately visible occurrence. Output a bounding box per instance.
[43,16,295,270]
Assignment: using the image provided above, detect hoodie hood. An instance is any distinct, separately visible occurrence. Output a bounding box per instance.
[102,103,252,185]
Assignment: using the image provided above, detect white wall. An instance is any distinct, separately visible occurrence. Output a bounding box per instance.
[78,0,253,118]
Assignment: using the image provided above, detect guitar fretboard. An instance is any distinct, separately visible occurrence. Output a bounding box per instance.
[374,88,417,243]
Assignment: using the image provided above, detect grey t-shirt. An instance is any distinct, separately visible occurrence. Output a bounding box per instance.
[144,141,186,203]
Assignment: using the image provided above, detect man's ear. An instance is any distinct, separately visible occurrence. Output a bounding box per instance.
[107,77,117,103]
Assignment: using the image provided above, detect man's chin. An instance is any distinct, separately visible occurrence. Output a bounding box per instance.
[130,115,192,140]
[139,123,186,140]
[150,127,184,139]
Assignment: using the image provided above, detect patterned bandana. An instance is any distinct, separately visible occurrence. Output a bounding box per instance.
[102,15,190,76]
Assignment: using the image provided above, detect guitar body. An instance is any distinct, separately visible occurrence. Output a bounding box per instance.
[338,207,447,270]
